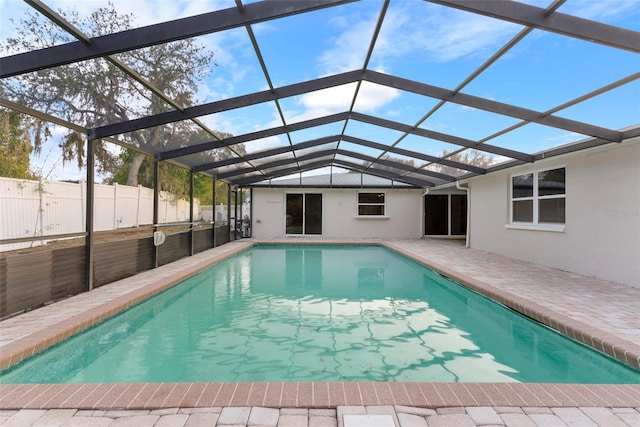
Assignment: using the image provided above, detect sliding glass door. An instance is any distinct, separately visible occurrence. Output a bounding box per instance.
[286,193,322,235]
[425,194,467,236]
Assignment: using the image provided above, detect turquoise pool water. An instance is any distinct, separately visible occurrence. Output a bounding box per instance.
[1,245,638,383]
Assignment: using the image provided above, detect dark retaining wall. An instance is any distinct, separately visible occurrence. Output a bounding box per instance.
[0,225,232,319]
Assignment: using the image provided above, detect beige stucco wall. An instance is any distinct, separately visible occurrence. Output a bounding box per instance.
[467,139,640,287]
[251,187,424,239]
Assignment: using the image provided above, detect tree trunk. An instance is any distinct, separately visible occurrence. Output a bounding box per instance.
[126,152,146,186]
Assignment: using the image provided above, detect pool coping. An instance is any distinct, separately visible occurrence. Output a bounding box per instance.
[1,382,640,410]
[1,238,639,410]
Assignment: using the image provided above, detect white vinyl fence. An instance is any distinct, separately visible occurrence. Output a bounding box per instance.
[0,177,201,252]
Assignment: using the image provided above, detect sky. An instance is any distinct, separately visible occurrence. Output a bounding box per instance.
[1,0,639,182]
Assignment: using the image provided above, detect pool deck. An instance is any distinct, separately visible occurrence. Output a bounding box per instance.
[1,238,639,426]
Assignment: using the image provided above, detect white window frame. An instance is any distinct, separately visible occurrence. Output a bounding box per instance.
[506,167,565,232]
[356,191,387,218]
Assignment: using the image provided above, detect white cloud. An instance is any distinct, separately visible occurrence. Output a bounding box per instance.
[561,0,640,22]
[541,131,584,147]
[317,15,377,74]
[300,84,356,112]
[372,3,519,65]
[353,81,400,113]
[279,81,399,125]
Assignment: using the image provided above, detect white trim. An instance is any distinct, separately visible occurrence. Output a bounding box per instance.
[505,223,565,232]
[509,166,565,227]
[354,216,389,220]
[356,191,386,217]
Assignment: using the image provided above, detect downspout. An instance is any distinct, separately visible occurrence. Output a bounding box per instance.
[422,188,429,238]
[456,181,470,248]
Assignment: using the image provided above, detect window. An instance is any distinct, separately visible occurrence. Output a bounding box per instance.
[357,192,385,216]
[511,167,565,226]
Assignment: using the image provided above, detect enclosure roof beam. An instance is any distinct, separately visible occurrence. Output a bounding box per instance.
[94,67,622,145]
[363,71,623,142]
[428,0,640,53]
[196,131,488,176]
[333,159,433,187]
[194,131,488,176]
[1,0,355,78]
[534,125,640,161]
[350,112,533,162]
[231,159,335,186]
[336,149,455,182]
[25,0,91,44]
[211,149,337,179]
[160,112,349,161]
[455,125,640,182]
[210,144,455,183]
[24,0,260,177]
[0,97,158,159]
[193,135,339,172]
[341,135,486,174]
[239,0,301,173]
[90,70,361,139]
[234,158,431,188]
[377,0,566,175]
[333,0,390,164]
[0,97,86,134]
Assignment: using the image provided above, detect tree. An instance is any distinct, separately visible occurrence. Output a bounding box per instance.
[351,154,416,175]
[107,125,245,204]
[2,3,234,185]
[0,109,34,179]
[433,149,494,176]
[108,147,227,204]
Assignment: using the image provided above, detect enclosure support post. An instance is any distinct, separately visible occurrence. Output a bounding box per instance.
[84,138,95,292]
[227,184,232,241]
[249,187,253,238]
[212,177,216,248]
[189,170,194,256]
[234,187,239,240]
[152,159,160,268]
[239,187,243,238]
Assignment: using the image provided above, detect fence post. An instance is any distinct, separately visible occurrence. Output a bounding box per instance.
[38,177,44,244]
[80,180,86,230]
[113,182,118,230]
[136,185,141,227]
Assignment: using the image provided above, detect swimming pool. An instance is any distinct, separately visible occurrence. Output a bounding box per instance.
[1,244,638,383]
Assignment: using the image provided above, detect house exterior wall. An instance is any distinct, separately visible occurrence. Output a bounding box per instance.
[467,140,640,287]
[251,187,424,239]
